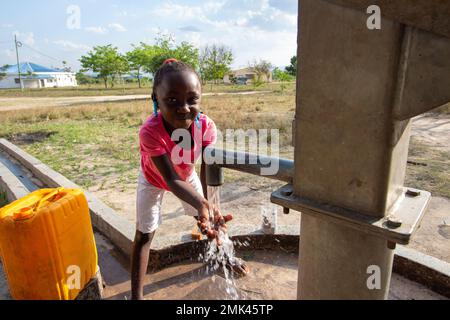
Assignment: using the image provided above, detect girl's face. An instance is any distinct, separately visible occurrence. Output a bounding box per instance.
[155,70,202,130]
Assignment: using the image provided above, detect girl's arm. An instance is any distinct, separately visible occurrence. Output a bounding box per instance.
[151,154,209,221]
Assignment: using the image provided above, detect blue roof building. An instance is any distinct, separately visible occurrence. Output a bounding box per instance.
[2,62,60,74]
[0,62,77,89]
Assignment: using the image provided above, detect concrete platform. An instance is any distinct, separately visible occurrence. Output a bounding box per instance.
[0,222,447,300]
[1,139,449,299]
[95,232,447,300]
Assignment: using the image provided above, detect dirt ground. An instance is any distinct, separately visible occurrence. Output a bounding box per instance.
[0,91,272,112]
[89,113,450,263]
[95,231,446,300]
[411,113,450,153]
[0,95,150,111]
[0,112,448,300]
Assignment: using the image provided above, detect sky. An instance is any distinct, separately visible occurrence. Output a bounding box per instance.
[0,0,298,72]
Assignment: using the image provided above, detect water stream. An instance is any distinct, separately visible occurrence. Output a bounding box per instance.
[203,185,242,300]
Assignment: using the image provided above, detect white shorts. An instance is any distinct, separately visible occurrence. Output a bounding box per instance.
[136,168,204,234]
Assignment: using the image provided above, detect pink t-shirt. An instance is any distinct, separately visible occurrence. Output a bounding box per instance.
[139,112,217,191]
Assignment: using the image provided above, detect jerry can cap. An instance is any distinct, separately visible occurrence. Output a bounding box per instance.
[12,188,67,221]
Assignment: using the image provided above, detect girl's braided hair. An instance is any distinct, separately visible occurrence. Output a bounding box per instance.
[152,58,200,99]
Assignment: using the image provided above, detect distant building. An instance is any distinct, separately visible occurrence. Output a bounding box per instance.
[223,67,273,85]
[0,62,77,89]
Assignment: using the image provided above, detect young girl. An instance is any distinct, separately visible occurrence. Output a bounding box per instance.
[131,59,246,300]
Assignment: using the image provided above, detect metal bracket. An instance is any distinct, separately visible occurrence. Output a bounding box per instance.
[270,184,430,245]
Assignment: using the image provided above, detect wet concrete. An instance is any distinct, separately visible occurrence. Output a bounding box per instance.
[0,152,40,192]
[95,232,448,301]
[0,230,446,300]
[0,151,447,300]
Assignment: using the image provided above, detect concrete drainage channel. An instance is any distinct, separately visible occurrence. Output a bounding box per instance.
[0,137,449,299]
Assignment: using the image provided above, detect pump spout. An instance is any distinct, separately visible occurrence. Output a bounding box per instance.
[204,147,294,187]
[205,164,224,187]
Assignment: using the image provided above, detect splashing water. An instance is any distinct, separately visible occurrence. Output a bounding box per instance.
[202,185,242,300]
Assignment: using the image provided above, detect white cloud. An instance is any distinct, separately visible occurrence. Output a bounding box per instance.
[85,26,108,34]
[151,3,200,19]
[150,1,225,22]
[53,40,90,52]
[151,0,295,34]
[178,26,202,33]
[3,49,15,59]
[108,23,127,32]
[13,31,35,46]
[147,1,297,68]
[181,32,202,47]
[2,24,13,28]
[24,0,297,71]
[84,24,127,34]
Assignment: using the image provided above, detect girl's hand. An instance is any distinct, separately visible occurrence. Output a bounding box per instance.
[197,199,211,235]
[211,207,233,229]
[202,207,234,246]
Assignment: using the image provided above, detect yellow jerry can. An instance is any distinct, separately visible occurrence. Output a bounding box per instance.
[0,188,98,300]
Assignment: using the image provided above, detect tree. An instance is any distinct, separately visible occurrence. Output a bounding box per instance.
[173,41,199,70]
[126,43,157,88]
[285,55,297,77]
[80,45,129,88]
[109,54,129,88]
[75,72,97,85]
[199,44,233,86]
[147,33,175,73]
[272,67,294,92]
[61,61,72,72]
[0,65,10,81]
[228,74,237,85]
[249,59,273,87]
[139,34,199,75]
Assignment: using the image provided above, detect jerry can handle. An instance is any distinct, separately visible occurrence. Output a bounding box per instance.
[13,188,66,221]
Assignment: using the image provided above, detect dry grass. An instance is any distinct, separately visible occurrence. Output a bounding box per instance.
[0,82,294,98]
[0,87,295,189]
[0,84,151,97]
[405,137,450,198]
[0,81,447,200]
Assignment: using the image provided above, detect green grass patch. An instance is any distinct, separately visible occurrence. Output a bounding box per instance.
[0,90,295,190]
[0,86,446,200]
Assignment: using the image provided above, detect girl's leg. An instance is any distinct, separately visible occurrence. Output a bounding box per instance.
[131,230,155,300]
[132,170,164,299]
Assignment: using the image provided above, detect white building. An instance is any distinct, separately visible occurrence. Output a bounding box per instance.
[0,62,77,89]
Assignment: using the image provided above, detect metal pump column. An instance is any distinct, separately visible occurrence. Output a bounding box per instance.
[282,0,450,299]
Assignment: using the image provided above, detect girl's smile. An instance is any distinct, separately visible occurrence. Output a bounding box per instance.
[154,70,202,132]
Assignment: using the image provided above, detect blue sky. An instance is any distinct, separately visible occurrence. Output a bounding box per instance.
[0,0,298,72]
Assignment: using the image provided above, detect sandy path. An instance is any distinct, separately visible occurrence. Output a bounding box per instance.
[411,113,450,153]
[0,95,151,111]
[0,91,272,112]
